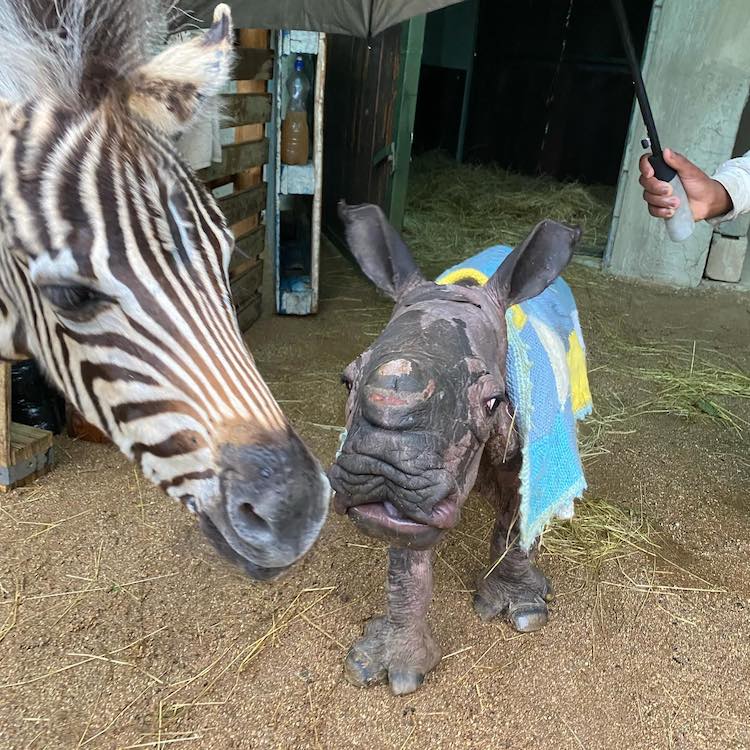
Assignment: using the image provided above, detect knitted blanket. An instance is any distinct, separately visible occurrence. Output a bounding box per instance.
[437,246,592,549]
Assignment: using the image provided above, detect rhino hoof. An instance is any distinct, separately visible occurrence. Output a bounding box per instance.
[509,603,549,633]
[344,646,388,687]
[389,669,425,696]
[473,591,504,622]
[343,615,440,695]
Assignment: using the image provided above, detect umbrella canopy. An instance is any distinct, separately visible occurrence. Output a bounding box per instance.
[182,0,466,37]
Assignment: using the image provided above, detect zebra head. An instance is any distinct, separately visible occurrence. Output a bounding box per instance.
[0,2,330,580]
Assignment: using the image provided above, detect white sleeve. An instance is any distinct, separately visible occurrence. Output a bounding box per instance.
[709,150,750,225]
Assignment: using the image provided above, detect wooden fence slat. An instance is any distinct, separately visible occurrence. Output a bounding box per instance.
[221,93,272,127]
[0,364,10,467]
[218,185,267,227]
[236,293,263,333]
[197,139,269,182]
[231,260,264,305]
[230,229,265,280]
[232,48,274,80]
[234,226,265,257]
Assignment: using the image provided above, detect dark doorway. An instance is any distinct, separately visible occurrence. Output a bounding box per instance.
[412,0,654,186]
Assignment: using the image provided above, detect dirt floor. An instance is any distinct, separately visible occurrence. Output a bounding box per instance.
[1,244,749,750]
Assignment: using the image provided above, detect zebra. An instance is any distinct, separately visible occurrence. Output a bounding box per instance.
[0,1,330,580]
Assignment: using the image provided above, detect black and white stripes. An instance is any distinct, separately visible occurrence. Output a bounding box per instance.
[0,1,330,576]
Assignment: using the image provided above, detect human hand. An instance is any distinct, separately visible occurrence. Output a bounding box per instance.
[638,148,732,222]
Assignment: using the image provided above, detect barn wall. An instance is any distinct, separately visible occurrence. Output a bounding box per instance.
[605,0,750,287]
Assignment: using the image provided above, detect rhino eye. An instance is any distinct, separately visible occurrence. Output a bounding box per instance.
[485,396,502,416]
[340,374,353,393]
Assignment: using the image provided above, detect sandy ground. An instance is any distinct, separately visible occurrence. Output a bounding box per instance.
[1,246,749,750]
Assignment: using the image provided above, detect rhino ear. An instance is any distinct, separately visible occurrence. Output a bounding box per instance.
[338,201,424,300]
[486,220,581,307]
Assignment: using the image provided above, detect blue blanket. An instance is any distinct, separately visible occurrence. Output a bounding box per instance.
[436,246,592,549]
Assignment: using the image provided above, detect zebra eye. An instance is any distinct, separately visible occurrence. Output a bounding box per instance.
[40,284,106,314]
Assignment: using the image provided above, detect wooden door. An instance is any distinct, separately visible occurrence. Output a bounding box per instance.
[323,19,426,245]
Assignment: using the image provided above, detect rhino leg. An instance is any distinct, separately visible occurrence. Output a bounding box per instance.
[473,456,554,632]
[345,547,440,696]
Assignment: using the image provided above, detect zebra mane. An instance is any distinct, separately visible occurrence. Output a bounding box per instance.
[0,0,182,106]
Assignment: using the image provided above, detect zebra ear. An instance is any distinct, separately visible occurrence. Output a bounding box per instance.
[127,4,235,135]
[0,99,13,129]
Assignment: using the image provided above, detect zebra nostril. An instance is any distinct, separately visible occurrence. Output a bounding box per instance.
[235,501,271,537]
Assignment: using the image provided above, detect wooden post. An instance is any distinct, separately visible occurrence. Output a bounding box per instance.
[234,29,270,222]
[388,16,426,232]
[310,33,327,313]
[0,364,11,470]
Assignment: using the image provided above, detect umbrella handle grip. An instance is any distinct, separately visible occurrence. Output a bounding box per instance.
[648,154,695,243]
[664,175,695,243]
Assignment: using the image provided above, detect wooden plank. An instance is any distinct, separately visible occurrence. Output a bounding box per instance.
[196,139,269,182]
[234,226,265,258]
[230,260,264,306]
[230,255,261,283]
[310,34,327,313]
[230,231,264,280]
[221,93,272,127]
[218,185,267,227]
[0,421,53,491]
[0,364,10,467]
[11,423,53,463]
[236,293,262,333]
[10,422,52,444]
[232,47,274,81]
[233,30,270,240]
[605,0,750,287]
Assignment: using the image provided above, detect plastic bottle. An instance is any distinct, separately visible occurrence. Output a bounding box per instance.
[281,55,310,166]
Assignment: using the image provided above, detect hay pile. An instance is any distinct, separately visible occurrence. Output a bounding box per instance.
[403,152,615,273]
[541,496,654,571]
[599,338,750,435]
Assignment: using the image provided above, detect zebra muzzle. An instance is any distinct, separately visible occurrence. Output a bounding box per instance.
[199,429,330,577]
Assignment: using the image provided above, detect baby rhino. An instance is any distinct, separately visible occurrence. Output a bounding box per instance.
[330,202,588,695]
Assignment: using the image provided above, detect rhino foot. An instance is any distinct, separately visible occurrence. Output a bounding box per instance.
[473,558,554,632]
[344,615,441,695]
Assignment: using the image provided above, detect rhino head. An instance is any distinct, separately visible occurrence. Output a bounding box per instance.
[330,202,580,549]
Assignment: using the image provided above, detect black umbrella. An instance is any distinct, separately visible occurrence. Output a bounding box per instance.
[183,0,466,37]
